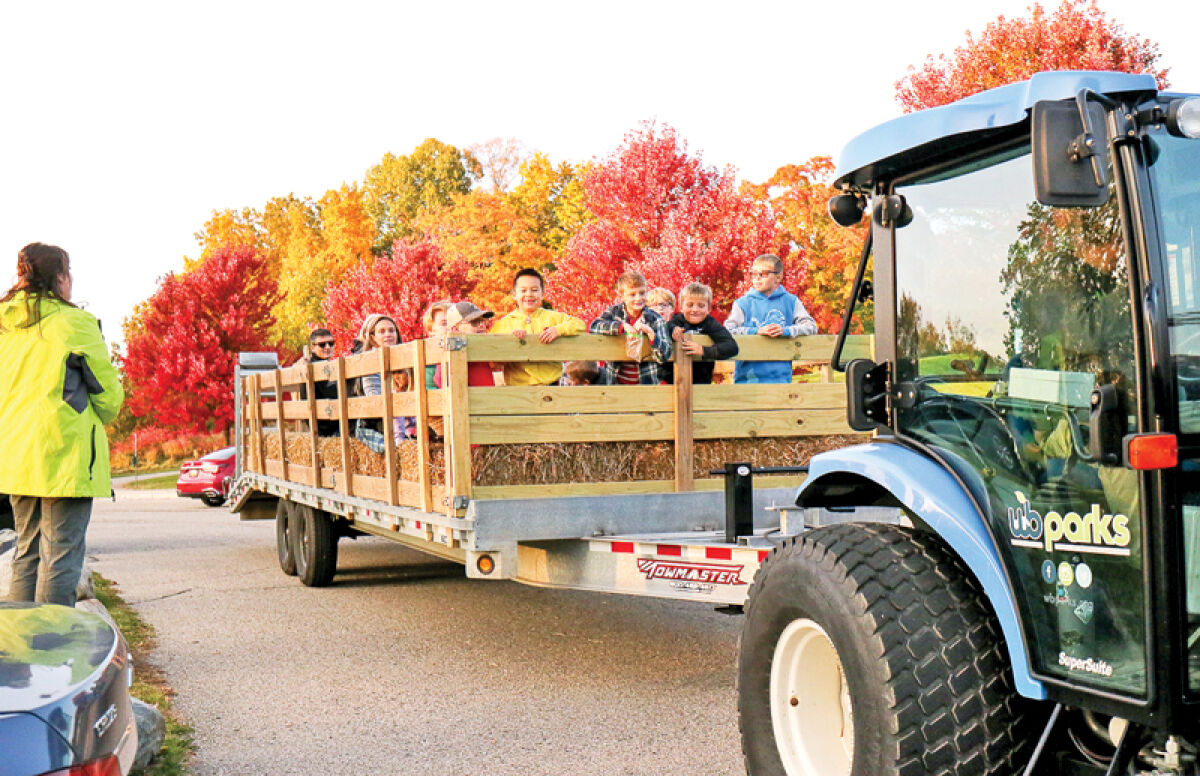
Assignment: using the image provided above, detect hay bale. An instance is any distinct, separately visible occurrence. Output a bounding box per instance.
[261,431,864,489]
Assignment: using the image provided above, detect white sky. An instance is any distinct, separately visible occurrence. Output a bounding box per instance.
[1,0,1195,348]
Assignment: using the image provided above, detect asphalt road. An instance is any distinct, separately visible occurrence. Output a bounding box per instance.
[88,491,747,775]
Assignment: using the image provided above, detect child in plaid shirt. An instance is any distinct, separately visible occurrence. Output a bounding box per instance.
[588,271,672,385]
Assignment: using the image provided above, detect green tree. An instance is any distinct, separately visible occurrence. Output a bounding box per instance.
[362,138,482,253]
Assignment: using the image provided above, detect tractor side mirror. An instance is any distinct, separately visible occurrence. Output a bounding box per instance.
[1032,99,1111,208]
[1089,384,1127,465]
[846,359,889,431]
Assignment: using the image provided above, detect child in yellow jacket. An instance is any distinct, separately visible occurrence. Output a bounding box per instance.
[490,268,586,385]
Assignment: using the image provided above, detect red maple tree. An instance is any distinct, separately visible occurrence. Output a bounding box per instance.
[896,0,1167,113]
[321,237,474,348]
[123,244,284,438]
[552,123,779,320]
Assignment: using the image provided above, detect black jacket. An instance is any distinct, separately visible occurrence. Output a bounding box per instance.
[665,313,739,384]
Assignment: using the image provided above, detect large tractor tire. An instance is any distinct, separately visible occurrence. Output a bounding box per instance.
[275,499,296,576]
[289,503,338,587]
[738,522,1028,776]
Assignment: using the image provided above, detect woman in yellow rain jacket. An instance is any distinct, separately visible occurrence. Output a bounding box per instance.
[0,243,123,605]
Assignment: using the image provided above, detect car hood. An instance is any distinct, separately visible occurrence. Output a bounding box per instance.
[0,603,116,711]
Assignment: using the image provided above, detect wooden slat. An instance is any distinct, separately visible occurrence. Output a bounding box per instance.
[304,363,322,490]
[259,371,277,389]
[384,343,415,370]
[468,384,671,415]
[694,409,855,439]
[252,374,266,474]
[426,390,446,417]
[457,333,636,363]
[470,408,855,444]
[274,368,289,482]
[674,345,694,492]
[445,346,471,516]
[450,333,870,364]
[380,347,399,506]
[349,473,390,503]
[462,383,846,415]
[336,358,353,497]
[343,395,418,420]
[280,399,315,421]
[277,363,307,387]
[412,340,433,512]
[311,360,337,383]
[693,382,846,411]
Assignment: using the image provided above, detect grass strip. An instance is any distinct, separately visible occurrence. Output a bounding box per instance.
[92,574,195,776]
[123,474,181,491]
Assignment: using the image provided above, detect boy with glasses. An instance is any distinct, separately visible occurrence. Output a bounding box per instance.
[725,254,817,383]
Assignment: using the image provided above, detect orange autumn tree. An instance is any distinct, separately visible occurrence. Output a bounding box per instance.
[274,184,374,349]
[896,0,1167,113]
[744,157,868,333]
[417,190,553,313]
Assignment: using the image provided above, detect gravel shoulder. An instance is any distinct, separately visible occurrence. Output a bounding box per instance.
[88,491,745,775]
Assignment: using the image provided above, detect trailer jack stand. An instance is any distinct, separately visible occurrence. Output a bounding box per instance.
[710,462,809,543]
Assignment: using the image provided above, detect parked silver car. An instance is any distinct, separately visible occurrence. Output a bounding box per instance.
[0,602,137,775]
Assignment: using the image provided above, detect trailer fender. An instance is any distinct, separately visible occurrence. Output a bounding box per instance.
[795,442,1046,701]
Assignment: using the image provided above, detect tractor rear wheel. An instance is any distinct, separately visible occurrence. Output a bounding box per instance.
[738,522,1028,776]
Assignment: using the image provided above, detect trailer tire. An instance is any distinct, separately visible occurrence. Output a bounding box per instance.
[276,499,296,576]
[290,503,338,587]
[738,522,1027,776]
[201,494,226,507]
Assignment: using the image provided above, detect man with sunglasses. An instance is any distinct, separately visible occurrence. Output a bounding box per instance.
[300,328,340,436]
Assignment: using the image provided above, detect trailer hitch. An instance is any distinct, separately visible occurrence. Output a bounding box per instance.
[709,462,809,544]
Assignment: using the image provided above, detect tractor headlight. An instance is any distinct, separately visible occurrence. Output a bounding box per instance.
[1166,97,1200,138]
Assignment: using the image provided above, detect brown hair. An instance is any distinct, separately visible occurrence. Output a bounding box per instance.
[679,282,712,303]
[615,270,647,292]
[563,360,601,385]
[752,253,784,274]
[1,243,75,330]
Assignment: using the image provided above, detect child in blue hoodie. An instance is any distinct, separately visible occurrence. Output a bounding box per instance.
[725,254,817,383]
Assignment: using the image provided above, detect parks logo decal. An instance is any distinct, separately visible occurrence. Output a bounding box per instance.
[1007,491,1131,556]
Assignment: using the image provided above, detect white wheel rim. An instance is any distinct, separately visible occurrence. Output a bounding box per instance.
[770,618,854,776]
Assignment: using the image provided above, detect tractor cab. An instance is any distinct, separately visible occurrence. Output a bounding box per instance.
[813,70,1200,758]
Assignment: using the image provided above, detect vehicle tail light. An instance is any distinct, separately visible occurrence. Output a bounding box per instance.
[201,462,220,473]
[39,755,123,776]
[1125,433,1178,470]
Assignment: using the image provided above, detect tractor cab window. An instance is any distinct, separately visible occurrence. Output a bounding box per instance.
[892,147,1147,696]
[1146,125,1200,693]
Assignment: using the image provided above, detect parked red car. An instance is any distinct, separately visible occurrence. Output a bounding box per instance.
[176,446,236,507]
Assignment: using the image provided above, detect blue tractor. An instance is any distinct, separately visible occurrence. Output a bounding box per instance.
[738,71,1200,775]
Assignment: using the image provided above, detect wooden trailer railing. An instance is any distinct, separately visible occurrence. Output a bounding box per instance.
[241,332,873,522]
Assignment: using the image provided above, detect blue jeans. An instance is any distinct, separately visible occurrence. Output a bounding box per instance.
[8,496,92,606]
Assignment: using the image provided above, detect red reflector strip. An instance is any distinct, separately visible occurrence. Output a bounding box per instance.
[415,521,421,529]
[1126,433,1177,470]
[706,547,732,561]
[758,550,769,562]
[656,544,682,556]
[611,541,635,553]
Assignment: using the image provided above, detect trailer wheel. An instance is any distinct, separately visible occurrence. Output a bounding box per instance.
[290,503,338,587]
[738,523,1027,776]
[201,494,226,507]
[275,500,296,576]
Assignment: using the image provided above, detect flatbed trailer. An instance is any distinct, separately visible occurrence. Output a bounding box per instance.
[230,332,877,606]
